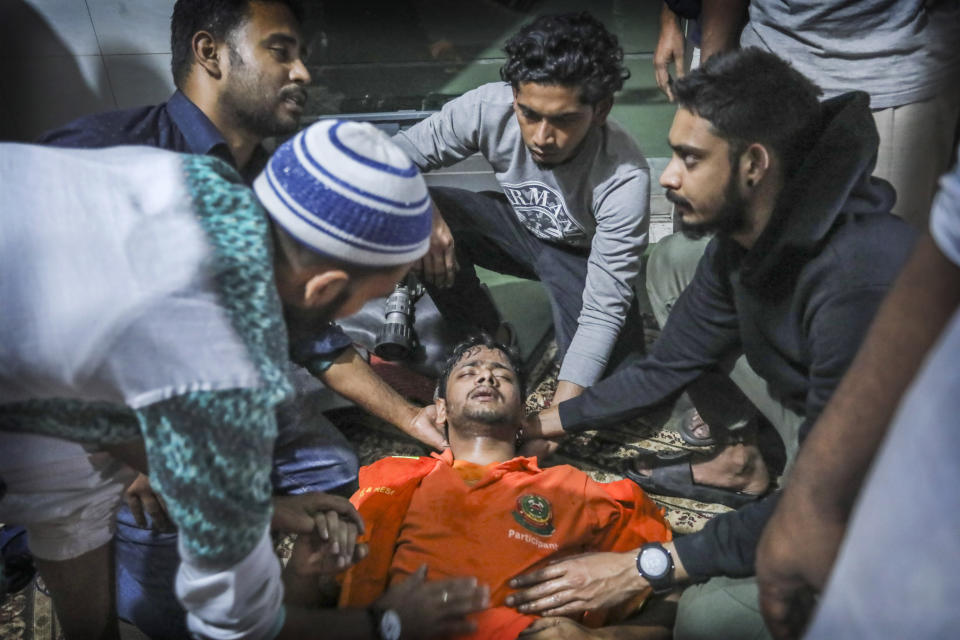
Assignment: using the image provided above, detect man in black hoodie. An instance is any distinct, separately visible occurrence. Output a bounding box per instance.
[508,48,916,638]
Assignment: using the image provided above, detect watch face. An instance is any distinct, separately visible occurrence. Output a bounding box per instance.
[640,547,669,577]
[380,609,402,640]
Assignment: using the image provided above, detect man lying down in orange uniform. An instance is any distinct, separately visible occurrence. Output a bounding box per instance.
[286,334,674,639]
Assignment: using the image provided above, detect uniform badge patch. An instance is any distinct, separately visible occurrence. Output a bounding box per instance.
[512,493,555,536]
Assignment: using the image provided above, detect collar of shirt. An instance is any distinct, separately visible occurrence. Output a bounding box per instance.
[167,90,230,158]
[166,90,270,183]
[432,448,542,478]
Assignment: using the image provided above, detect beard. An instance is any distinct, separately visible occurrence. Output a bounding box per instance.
[670,174,750,240]
[461,402,513,425]
[447,392,521,438]
[222,48,306,138]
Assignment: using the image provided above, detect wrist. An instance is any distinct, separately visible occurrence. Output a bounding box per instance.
[636,542,676,594]
[619,550,652,596]
[368,605,402,640]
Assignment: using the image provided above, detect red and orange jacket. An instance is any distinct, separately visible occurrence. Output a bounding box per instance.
[340,450,671,639]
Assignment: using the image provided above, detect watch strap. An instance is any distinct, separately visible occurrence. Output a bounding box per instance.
[637,542,675,594]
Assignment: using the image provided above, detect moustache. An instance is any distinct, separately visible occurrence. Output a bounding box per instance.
[469,385,501,399]
[665,189,692,210]
[279,86,307,106]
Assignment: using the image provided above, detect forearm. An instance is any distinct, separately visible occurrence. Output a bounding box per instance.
[563,189,649,388]
[558,320,622,389]
[671,495,778,582]
[559,258,640,388]
[556,350,702,433]
[138,389,275,563]
[785,234,960,519]
[659,1,679,33]
[552,380,585,405]
[320,347,419,432]
[700,0,749,61]
[667,541,689,582]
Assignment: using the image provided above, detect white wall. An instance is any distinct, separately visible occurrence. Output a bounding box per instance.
[0,0,177,141]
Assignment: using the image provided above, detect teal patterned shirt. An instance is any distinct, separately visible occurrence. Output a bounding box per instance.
[0,154,293,566]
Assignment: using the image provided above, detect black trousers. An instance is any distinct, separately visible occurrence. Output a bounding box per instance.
[426,187,644,378]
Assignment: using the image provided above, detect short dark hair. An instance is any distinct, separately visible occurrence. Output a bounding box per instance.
[500,11,629,105]
[672,48,823,175]
[170,0,304,89]
[436,334,526,401]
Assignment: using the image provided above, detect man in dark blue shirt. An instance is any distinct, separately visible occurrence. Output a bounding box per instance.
[38,1,445,637]
[42,89,270,183]
[40,0,310,182]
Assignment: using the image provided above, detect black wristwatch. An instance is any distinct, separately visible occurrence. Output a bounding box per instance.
[368,607,402,640]
[636,542,675,594]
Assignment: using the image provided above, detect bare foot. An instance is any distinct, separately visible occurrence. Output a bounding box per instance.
[690,443,770,494]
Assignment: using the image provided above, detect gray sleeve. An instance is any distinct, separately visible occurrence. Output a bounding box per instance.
[558,169,650,386]
[392,89,486,171]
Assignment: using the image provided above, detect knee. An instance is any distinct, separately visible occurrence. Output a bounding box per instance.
[272,439,359,495]
[427,186,471,218]
[332,445,360,487]
[645,233,712,326]
[674,578,770,640]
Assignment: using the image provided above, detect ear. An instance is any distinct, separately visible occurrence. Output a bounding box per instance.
[303,270,349,308]
[592,97,614,127]
[435,398,448,427]
[740,143,772,188]
[192,30,223,79]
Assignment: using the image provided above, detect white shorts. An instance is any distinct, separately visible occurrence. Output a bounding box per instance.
[0,431,136,561]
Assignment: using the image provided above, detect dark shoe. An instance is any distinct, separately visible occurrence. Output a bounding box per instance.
[678,407,716,447]
[624,450,762,509]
